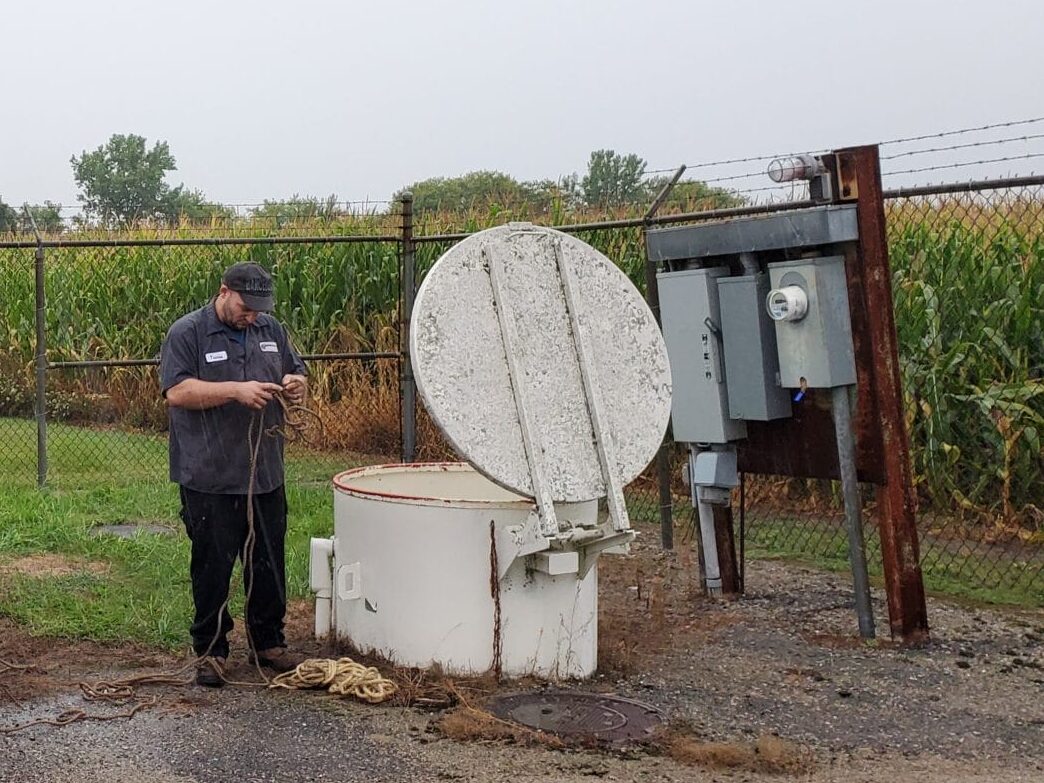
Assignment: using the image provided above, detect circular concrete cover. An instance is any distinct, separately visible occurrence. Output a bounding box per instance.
[488,691,665,744]
[410,224,672,503]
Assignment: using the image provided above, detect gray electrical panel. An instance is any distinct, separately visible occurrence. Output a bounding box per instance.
[717,273,791,421]
[657,267,746,444]
[767,256,857,388]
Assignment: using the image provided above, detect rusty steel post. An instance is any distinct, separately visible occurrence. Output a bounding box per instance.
[711,505,741,595]
[836,145,929,643]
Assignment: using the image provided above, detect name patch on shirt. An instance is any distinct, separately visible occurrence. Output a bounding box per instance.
[205,351,228,363]
[259,341,279,353]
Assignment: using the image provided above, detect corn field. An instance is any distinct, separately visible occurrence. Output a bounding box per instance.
[0,189,1041,537]
[888,194,1043,530]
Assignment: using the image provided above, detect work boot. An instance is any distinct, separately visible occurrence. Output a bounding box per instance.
[250,646,306,673]
[195,656,226,688]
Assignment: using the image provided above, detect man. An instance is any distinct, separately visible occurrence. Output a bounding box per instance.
[160,261,308,687]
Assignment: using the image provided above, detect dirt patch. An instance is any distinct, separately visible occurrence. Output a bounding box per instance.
[596,541,740,675]
[0,617,178,704]
[280,597,326,646]
[1,535,1042,781]
[437,705,567,749]
[667,731,816,774]
[0,554,110,578]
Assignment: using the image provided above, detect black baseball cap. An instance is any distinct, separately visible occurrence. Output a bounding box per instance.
[222,262,274,312]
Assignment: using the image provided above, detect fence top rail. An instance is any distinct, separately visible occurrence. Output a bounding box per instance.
[0,233,401,250]
[46,352,399,369]
[882,174,1044,200]
[411,201,821,244]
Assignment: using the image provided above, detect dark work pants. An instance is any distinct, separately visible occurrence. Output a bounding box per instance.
[179,485,288,659]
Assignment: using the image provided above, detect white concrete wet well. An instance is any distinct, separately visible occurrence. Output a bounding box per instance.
[321,463,599,678]
[310,223,672,680]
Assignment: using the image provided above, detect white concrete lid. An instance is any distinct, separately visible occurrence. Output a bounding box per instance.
[332,463,534,508]
[410,223,672,503]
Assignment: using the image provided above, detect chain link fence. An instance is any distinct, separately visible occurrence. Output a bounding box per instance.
[0,225,405,490]
[737,179,1043,605]
[1,176,1040,606]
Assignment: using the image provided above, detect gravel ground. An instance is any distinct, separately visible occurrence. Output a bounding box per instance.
[605,560,1044,759]
[2,538,1041,782]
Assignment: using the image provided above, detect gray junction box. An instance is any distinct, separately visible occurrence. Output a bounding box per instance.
[656,267,746,444]
[717,273,792,421]
[767,256,857,388]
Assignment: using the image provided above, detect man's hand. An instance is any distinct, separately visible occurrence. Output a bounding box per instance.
[236,381,284,410]
[281,374,307,405]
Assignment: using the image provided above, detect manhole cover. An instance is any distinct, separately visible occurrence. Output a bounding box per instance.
[90,523,175,539]
[488,691,665,744]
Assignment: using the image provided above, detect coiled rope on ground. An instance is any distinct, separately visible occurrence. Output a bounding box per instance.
[269,657,398,704]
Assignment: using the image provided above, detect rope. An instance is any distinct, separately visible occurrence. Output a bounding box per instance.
[0,658,37,675]
[242,409,272,684]
[269,391,325,445]
[0,389,380,734]
[269,658,398,704]
[0,699,158,735]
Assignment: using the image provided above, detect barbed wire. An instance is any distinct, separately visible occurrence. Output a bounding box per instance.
[878,116,1044,147]
[15,117,1044,224]
[698,170,776,185]
[645,150,831,177]
[733,183,810,198]
[881,133,1044,161]
[14,199,398,219]
[647,117,1044,179]
[220,199,394,208]
[882,153,1044,178]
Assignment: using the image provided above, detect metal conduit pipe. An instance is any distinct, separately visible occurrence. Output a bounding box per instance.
[738,251,760,276]
[832,385,876,638]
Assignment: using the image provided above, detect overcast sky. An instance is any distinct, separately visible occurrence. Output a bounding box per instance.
[2,0,1042,209]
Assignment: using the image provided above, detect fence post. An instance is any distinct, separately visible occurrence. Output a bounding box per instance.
[642,242,674,551]
[32,234,48,487]
[399,193,417,462]
[837,145,929,643]
[642,166,686,551]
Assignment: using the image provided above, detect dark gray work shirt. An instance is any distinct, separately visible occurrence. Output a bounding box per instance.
[159,303,307,494]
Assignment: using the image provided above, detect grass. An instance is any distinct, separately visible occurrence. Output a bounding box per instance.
[0,419,1036,655]
[0,418,361,647]
[0,416,670,648]
[746,517,1043,608]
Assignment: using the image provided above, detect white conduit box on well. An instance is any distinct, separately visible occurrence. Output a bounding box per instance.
[309,223,673,679]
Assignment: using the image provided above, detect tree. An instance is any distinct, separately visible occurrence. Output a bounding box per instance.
[251,194,343,225]
[580,150,647,207]
[0,198,17,233]
[20,202,64,234]
[71,134,202,227]
[392,171,552,214]
[0,199,64,234]
[644,177,747,211]
[164,188,235,225]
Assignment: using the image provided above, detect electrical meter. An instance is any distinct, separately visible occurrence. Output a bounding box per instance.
[766,286,808,322]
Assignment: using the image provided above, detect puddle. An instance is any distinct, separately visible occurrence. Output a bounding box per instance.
[90,522,176,539]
